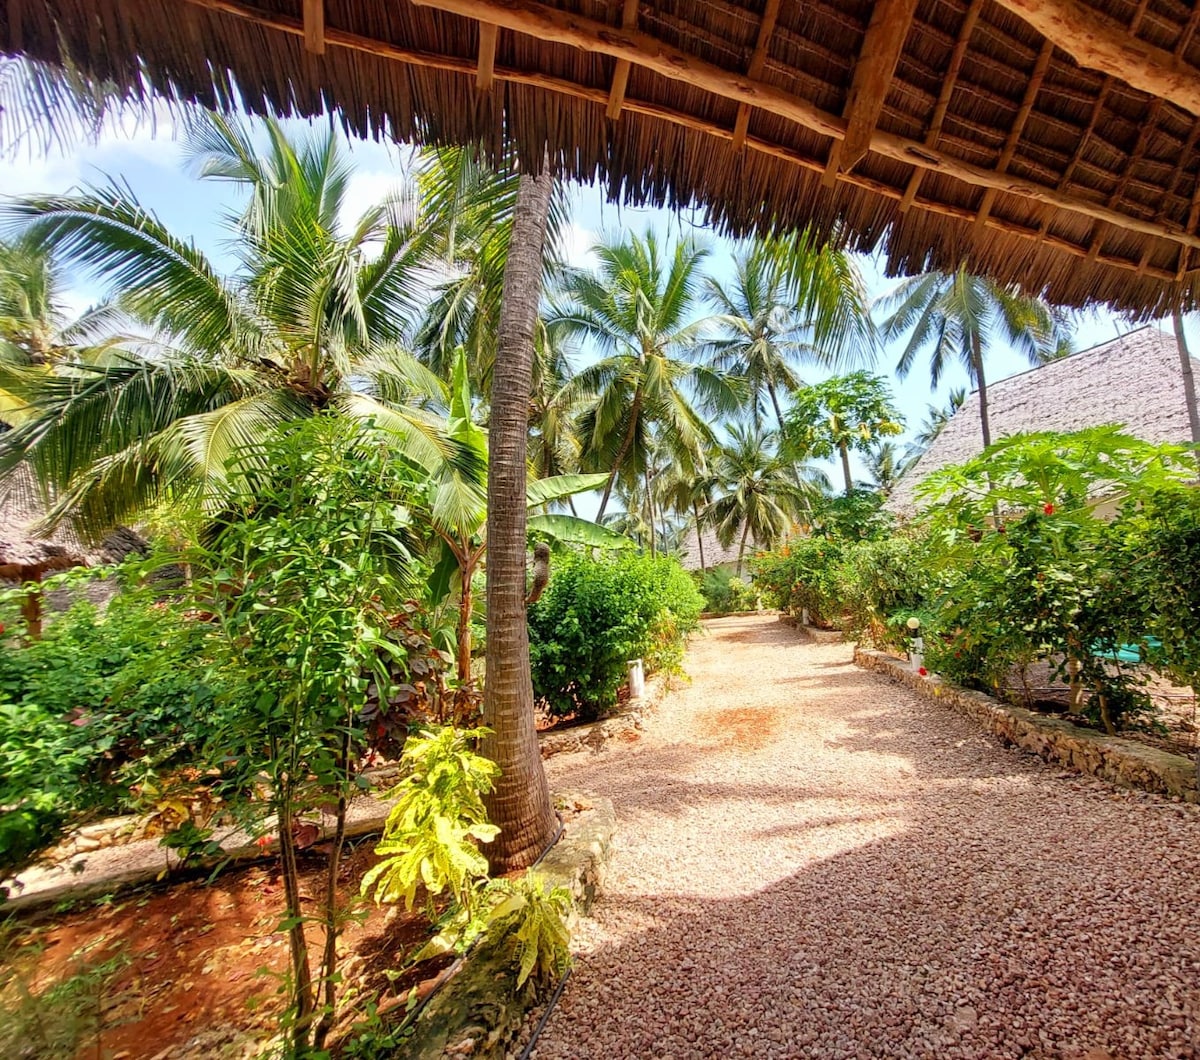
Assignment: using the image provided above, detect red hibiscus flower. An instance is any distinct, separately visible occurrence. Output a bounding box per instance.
[1043,503,1055,515]
[918,666,929,677]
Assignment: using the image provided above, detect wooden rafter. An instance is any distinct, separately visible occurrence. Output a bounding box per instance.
[606,0,640,119]
[731,0,781,153]
[1037,0,1147,239]
[900,0,981,213]
[183,0,1200,263]
[1087,96,1164,261]
[991,0,1200,116]
[477,21,498,89]
[823,0,919,186]
[973,39,1053,236]
[302,0,324,54]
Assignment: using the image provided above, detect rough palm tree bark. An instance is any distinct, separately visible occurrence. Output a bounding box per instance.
[970,334,993,448]
[1172,310,1200,467]
[692,501,707,570]
[481,165,558,872]
[838,440,854,495]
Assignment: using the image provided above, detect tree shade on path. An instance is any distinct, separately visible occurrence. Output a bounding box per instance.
[527,613,1200,1058]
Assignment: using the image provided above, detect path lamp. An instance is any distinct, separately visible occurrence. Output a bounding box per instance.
[906,616,925,673]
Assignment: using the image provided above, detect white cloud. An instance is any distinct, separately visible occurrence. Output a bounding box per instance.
[559,220,598,270]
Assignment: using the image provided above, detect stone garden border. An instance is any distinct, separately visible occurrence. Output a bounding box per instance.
[856,647,1198,803]
[538,671,671,758]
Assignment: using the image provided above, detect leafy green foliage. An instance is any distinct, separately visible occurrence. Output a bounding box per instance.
[362,725,499,917]
[695,569,759,614]
[483,874,572,990]
[0,583,221,878]
[528,551,703,718]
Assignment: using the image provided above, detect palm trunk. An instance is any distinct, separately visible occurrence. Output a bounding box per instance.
[839,441,854,495]
[596,387,643,521]
[456,559,473,685]
[692,501,706,570]
[736,520,751,577]
[971,333,993,448]
[481,166,557,872]
[768,379,786,432]
[645,469,657,558]
[1172,309,1200,470]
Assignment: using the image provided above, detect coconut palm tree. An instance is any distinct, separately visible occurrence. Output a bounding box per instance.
[527,320,582,488]
[864,439,904,496]
[412,145,570,396]
[877,266,1069,448]
[1172,310,1200,463]
[480,164,559,872]
[0,112,445,536]
[704,237,874,429]
[550,230,738,521]
[708,424,824,576]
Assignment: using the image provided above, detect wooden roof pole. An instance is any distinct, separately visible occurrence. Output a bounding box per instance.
[823,0,919,187]
[972,39,1053,236]
[477,21,498,89]
[900,0,981,213]
[183,0,1200,257]
[731,0,781,153]
[302,0,324,54]
[606,0,639,119]
[990,0,1200,116]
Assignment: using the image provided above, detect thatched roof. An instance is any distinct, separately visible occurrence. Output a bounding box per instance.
[886,325,1200,514]
[0,464,90,576]
[679,522,757,572]
[14,0,1200,316]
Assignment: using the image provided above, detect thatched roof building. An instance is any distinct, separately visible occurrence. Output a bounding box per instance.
[886,325,1200,515]
[679,523,752,572]
[0,464,90,581]
[14,1,1200,317]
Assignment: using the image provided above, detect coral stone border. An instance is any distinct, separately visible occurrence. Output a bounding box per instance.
[856,647,1198,804]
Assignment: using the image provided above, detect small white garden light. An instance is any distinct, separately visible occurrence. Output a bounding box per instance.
[906,617,925,673]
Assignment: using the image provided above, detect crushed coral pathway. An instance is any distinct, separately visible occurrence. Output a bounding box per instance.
[527,612,1200,1060]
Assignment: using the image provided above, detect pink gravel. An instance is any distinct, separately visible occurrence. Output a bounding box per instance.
[524,613,1200,1060]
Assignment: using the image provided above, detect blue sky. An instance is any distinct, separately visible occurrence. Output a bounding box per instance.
[0,110,1182,486]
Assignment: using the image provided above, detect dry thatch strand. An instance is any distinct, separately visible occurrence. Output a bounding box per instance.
[13,0,1200,317]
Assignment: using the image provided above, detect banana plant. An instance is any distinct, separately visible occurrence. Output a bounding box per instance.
[424,349,631,685]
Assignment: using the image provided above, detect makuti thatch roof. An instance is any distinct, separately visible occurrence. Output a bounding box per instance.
[886,324,1200,515]
[14,0,1200,318]
[0,463,90,578]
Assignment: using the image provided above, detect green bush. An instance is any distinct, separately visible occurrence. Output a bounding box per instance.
[528,551,702,719]
[834,533,936,649]
[750,537,844,626]
[695,568,758,614]
[0,588,221,877]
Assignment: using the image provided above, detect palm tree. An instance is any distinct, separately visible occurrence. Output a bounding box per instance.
[0,112,444,536]
[1172,310,1200,465]
[481,164,558,872]
[550,230,737,521]
[877,266,1069,448]
[412,146,569,396]
[708,424,823,576]
[704,237,874,429]
[527,320,582,488]
[654,448,717,570]
[864,439,903,496]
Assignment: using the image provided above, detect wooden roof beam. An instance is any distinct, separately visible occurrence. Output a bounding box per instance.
[606,0,639,119]
[477,21,498,89]
[991,0,1200,116]
[900,0,981,212]
[973,39,1053,235]
[303,0,324,54]
[731,0,782,152]
[823,0,919,187]
[187,0,1200,256]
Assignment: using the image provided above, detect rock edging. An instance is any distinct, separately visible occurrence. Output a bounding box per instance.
[538,673,670,759]
[405,793,616,1059]
[855,647,1198,803]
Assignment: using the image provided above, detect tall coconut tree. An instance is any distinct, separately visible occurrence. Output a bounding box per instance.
[481,164,559,872]
[708,424,824,576]
[1172,310,1200,465]
[877,266,1069,448]
[550,230,738,520]
[0,112,445,536]
[704,237,874,429]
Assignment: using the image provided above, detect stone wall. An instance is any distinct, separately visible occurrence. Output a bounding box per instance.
[856,648,1198,803]
[538,672,670,758]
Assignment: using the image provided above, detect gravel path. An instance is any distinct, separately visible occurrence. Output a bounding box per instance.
[529,613,1200,1060]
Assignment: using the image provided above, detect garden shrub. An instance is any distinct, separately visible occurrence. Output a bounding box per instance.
[750,537,844,626]
[528,550,702,719]
[833,533,936,649]
[694,568,758,614]
[0,587,221,877]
